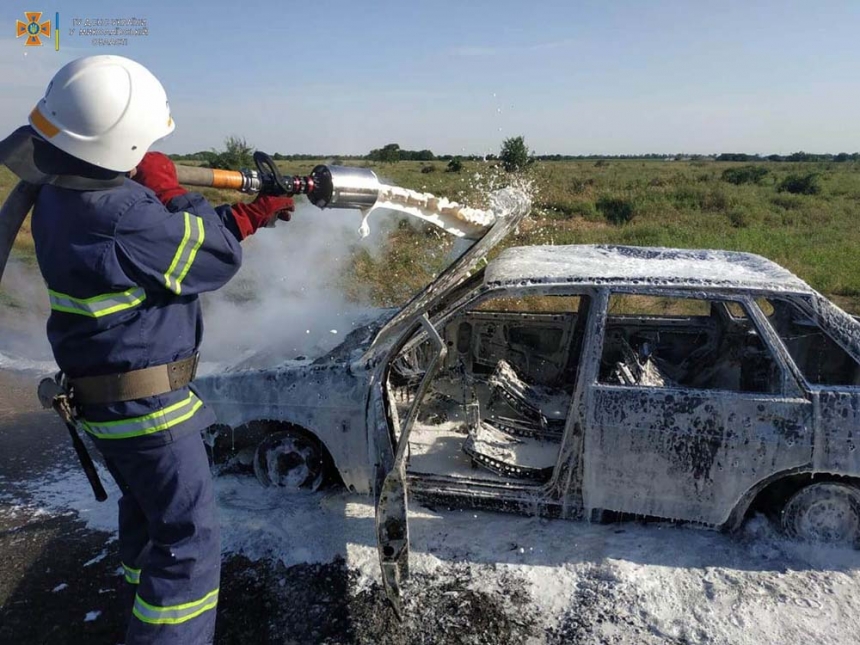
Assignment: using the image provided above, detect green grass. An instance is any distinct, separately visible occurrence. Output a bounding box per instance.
[5,158,860,313]
[338,159,860,313]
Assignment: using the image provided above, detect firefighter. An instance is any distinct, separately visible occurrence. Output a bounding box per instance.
[25,55,293,644]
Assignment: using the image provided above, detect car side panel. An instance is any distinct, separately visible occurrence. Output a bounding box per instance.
[584,387,814,524]
[816,390,860,474]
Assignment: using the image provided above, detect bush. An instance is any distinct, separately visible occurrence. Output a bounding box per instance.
[721,165,769,185]
[778,173,822,195]
[596,196,635,225]
[702,188,732,212]
[446,157,463,173]
[206,136,254,170]
[727,208,750,228]
[570,177,595,194]
[500,136,530,172]
[420,165,436,174]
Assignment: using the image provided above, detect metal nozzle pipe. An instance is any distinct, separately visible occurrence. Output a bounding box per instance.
[307,165,380,210]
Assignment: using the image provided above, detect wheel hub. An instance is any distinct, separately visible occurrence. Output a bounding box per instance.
[798,498,858,543]
[254,432,324,491]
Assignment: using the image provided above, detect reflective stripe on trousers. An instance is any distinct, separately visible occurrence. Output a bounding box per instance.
[133,588,219,625]
[123,562,141,585]
[81,393,203,440]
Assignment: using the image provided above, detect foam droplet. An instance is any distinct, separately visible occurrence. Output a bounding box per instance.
[358,209,372,238]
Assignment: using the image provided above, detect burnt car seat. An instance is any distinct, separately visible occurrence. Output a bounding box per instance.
[486,359,570,440]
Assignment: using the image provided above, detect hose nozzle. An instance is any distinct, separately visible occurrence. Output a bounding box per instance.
[174,153,382,210]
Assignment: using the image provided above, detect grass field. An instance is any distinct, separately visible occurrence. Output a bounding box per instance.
[4,158,860,312]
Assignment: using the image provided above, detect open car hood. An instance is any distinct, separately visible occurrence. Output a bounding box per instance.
[361,187,532,365]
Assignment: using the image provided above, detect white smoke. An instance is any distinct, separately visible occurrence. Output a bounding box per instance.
[198,199,395,368]
[0,258,55,373]
[0,200,402,373]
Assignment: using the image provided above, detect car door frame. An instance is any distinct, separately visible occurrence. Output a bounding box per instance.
[752,293,860,476]
[397,284,602,517]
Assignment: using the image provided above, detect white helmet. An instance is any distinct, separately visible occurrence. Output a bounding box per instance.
[28,55,175,172]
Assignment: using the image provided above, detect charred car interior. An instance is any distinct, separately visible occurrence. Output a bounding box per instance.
[389,294,589,484]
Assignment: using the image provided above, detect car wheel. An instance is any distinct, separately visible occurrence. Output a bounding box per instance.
[780,482,860,547]
[253,430,325,491]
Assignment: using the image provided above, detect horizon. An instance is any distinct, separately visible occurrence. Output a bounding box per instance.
[169,148,859,159]
[2,0,858,156]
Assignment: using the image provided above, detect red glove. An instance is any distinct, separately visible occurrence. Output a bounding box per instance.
[230,195,295,239]
[132,152,187,206]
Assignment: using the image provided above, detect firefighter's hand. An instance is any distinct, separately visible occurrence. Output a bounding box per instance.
[133,152,187,206]
[230,195,295,239]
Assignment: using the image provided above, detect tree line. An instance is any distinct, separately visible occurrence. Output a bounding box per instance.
[167,137,860,167]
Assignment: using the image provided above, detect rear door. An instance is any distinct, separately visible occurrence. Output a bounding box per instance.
[582,290,814,525]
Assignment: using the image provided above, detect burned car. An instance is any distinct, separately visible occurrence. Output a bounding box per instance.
[195,191,860,608]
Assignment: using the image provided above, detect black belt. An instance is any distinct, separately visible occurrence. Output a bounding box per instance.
[68,353,199,406]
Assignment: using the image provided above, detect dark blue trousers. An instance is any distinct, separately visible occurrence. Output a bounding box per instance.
[95,430,221,645]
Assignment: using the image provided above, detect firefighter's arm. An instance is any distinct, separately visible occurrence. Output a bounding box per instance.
[114,194,243,296]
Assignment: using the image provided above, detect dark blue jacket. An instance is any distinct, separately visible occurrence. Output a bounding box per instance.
[31,179,243,444]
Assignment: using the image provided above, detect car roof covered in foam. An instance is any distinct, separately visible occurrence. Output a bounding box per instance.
[483,244,812,293]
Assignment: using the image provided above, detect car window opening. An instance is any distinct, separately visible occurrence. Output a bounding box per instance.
[599,294,782,394]
[763,297,860,387]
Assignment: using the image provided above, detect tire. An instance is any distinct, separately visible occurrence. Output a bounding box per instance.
[780,482,860,547]
[253,430,326,491]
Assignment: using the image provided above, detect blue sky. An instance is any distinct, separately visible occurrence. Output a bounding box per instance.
[1,0,858,155]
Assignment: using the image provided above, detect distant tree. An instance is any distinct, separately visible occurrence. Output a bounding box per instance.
[169,151,217,164]
[834,152,852,163]
[206,136,254,170]
[367,143,402,163]
[716,153,757,162]
[446,157,463,173]
[500,135,530,172]
[785,151,832,162]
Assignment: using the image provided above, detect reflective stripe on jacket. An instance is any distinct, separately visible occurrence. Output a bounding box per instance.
[31,180,243,442]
